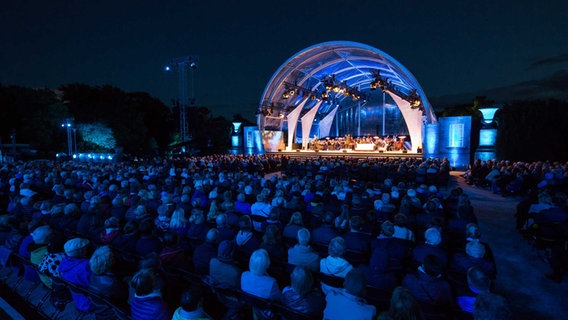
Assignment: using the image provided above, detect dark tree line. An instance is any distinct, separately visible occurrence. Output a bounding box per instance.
[0,83,233,156]
[495,99,568,162]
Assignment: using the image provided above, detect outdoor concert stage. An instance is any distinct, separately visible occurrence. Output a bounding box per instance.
[266,149,423,160]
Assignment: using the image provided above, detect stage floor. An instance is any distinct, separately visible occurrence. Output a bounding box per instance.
[266,149,422,159]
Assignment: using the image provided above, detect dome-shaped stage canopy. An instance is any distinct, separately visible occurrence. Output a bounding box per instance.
[258,41,437,152]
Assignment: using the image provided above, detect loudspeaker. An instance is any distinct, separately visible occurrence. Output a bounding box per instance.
[402,150,408,154]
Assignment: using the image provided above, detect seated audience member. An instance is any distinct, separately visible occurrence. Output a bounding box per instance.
[320,236,353,278]
[311,211,339,245]
[281,266,325,318]
[215,213,236,242]
[89,246,127,300]
[209,240,242,288]
[235,215,260,257]
[29,225,52,287]
[130,268,170,320]
[473,292,512,320]
[371,221,412,271]
[193,228,219,274]
[323,268,376,320]
[342,216,372,254]
[169,208,190,237]
[241,249,281,300]
[112,220,139,254]
[187,209,209,241]
[251,194,272,230]
[288,228,320,272]
[59,238,93,312]
[19,220,43,283]
[209,240,243,319]
[38,234,70,309]
[262,208,284,233]
[412,227,449,268]
[360,247,398,292]
[159,231,189,269]
[451,240,496,280]
[377,286,424,320]
[260,224,286,263]
[135,220,162,257]
[172,285,213,320]
[283,211,305,243]
[402,255,454,313]
[393,213,415,242]
[234,193,251,215]
[100,217,120,244]
[456,266,491,314]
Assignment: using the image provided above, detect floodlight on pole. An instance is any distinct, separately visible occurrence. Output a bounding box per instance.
[165,55,199,144]
[61,118,74,156]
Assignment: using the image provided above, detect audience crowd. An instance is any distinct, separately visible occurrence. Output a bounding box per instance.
[0,153,545,319]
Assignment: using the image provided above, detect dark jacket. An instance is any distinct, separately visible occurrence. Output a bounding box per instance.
[412,244,449,268]
[402,270,453,307]
[193,242,217,274]
[89,272,127,300]
[281,287,325,318]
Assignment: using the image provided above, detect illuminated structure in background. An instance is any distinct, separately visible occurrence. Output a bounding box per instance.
[165,56,199,143]
[475,106,500,161]
[230,122,243,155]
[257,41,437,153]
[438,116,472,170]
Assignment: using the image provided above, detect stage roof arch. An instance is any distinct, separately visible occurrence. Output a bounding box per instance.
[258,41,437,152]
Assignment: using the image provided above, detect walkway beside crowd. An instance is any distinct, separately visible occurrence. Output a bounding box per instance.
[450,171,568,319]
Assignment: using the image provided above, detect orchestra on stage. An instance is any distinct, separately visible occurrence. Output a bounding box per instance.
[306,134,409,152]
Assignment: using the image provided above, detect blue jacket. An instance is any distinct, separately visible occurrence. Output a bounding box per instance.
[59,256,93,311]
[130,294,170,320]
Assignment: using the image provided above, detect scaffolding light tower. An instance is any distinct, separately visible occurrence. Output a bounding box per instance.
[166,56,199,143]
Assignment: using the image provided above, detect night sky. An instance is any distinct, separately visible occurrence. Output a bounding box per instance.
[1,0,566,120]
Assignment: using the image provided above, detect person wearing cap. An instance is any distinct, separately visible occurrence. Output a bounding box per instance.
[323,268,376,320]
[59,237,94,312]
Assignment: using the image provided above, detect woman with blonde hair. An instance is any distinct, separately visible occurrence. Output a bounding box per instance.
[169,208,189,236]
[207,199,221,223]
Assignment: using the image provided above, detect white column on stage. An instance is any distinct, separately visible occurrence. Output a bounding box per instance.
[388,92,423,153]
[301,100,323,150]
[318,105,339,139]
[285,98,307,151]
